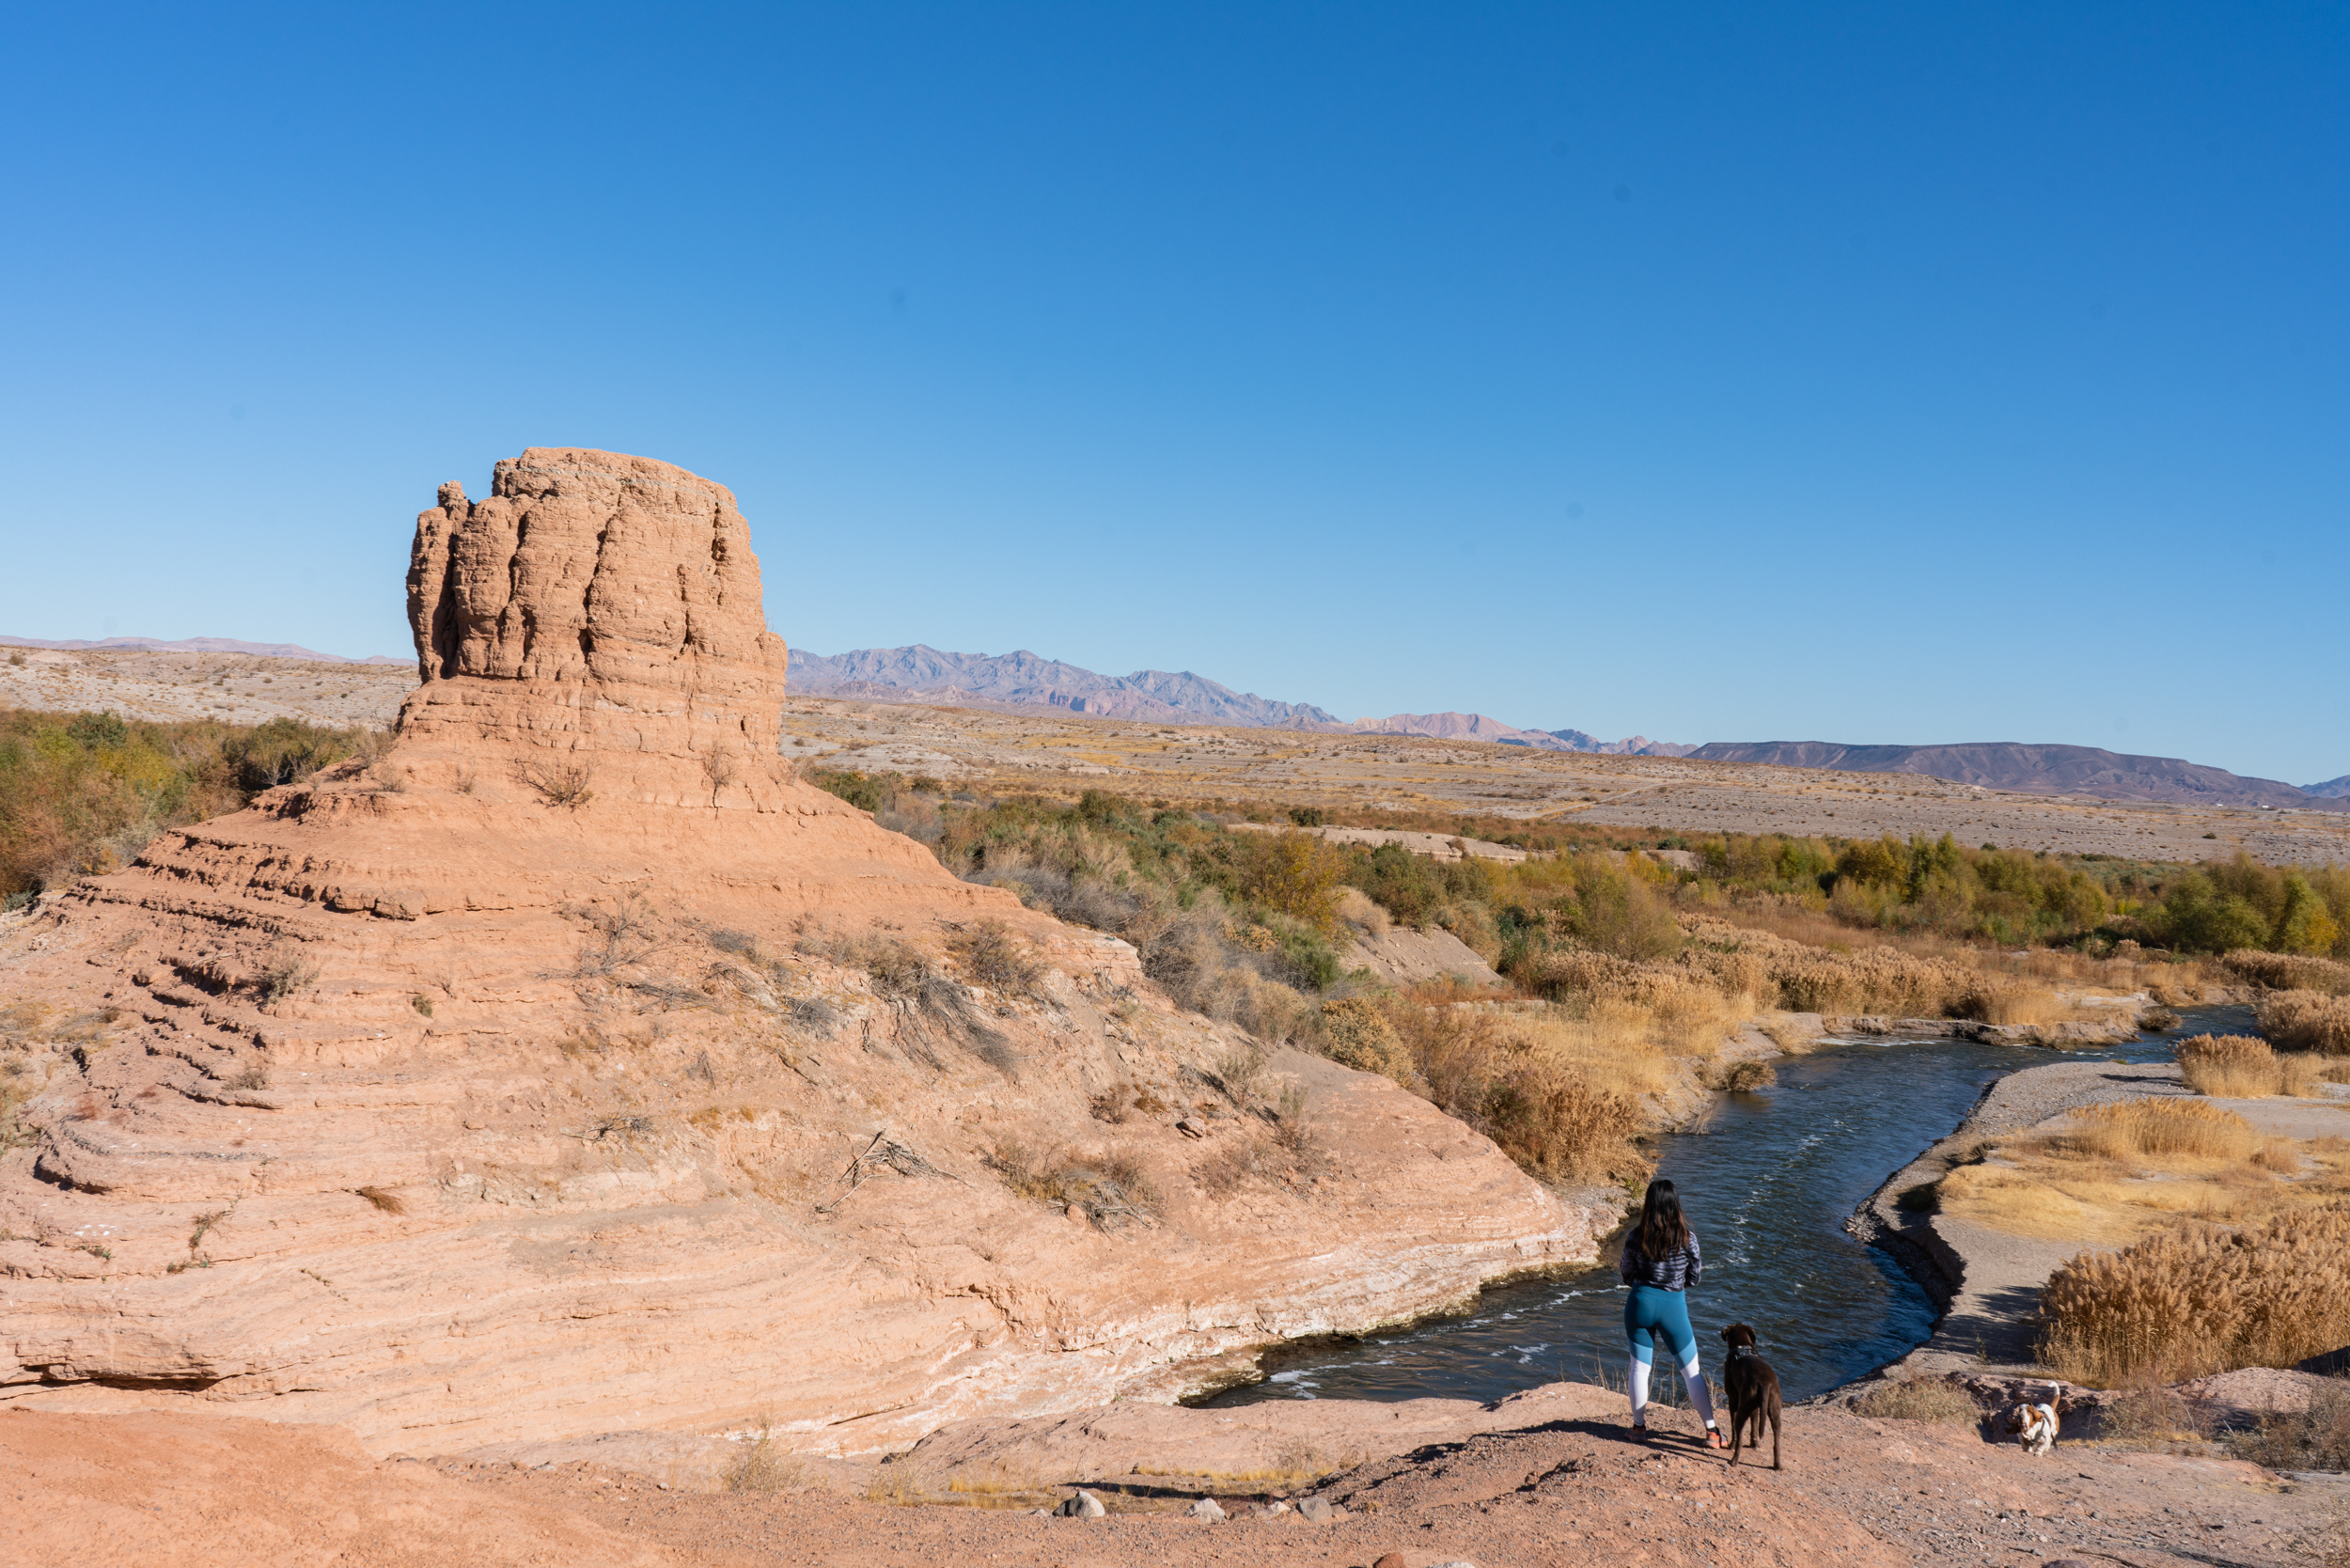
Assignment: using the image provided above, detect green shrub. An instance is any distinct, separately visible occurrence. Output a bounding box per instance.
[0,707,370,898]
[2141,857,2350,958]
[1242,831,1350,933]
[811,768,896,814]
[1317,996,1410,1082]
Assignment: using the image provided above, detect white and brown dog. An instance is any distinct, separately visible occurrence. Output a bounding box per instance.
[2004,1400,2059,1456]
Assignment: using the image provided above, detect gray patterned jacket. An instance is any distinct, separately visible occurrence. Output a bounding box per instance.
[1620,1232,1703,1292]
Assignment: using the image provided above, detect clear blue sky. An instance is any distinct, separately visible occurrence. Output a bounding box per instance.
[4,5,2343,784]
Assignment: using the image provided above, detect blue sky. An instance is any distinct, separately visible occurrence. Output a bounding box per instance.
[4,5,2343,784]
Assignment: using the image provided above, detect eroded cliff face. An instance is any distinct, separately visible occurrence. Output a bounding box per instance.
[0,449,1605,1455]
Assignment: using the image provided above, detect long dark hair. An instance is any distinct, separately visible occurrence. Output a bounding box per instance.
[1632,1179,1692,1260]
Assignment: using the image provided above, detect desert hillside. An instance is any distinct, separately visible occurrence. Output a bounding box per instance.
[0,449,1602,1455]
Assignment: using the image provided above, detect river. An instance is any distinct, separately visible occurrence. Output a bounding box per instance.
[1199,1006,2256,1409]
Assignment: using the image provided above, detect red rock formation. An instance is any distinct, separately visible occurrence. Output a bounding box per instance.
[0,449,1602,1456]
[401,451,791,808]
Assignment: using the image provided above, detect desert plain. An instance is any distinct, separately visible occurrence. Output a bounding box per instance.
[10,635,2346,868]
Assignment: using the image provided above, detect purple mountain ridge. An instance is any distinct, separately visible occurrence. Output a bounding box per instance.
[1689,741,2350,813]
[784,645,1685,755]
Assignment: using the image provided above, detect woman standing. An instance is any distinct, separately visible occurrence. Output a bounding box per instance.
[1619,1178,1724,1447]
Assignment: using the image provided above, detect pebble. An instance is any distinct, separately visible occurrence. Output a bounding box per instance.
[1296,1496,1333,1523]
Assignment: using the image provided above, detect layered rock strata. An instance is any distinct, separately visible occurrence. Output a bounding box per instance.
[0,448,1603,1454]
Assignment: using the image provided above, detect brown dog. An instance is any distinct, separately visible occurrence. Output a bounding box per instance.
[1718,1323,1782,1468]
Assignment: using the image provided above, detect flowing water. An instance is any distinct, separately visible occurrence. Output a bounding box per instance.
[1200,1006,2256,1409]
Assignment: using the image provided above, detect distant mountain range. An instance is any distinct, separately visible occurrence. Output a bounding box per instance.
[789,646,1345,729]
[0,634,406,665]
[16,631,2337,811]
[786,646,1692,756]
[1327,709,1697,756]
[1689,742,2350,813]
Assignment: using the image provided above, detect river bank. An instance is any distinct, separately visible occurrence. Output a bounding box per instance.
[1844,1034,2350,1390]
[1845,1058,2199,1374]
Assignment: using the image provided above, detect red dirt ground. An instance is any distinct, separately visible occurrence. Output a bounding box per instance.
[8,1402,2338,1568]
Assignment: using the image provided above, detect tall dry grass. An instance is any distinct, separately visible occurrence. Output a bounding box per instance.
[2056,1099,2263,1163]
[1516,947,1753,1019]
[2259,990,2350,1054]
[1851,1378,1982,1425]
[1375,998,1652,1183]
[1677,916,2003,1018]
[2041,1201,2350,1386]
[1936,1105,2345,1247]
[2223,949,2350,996]
[2176,1034,2326,1098]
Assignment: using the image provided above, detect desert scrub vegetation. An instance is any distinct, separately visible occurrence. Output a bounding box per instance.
[1851,1377,1982,1425]
[838,773,2326,997]
[2041,1201,2350,1386]
[0,706,374,901]
[815,776,2342,1185]
[1361,991,1656,1184]
[987,1138,1161,1228]
[914,786,1360,1037]
[2175,1034,2328,1098]
[908,789,1739,1182]
[1315,995,1411,1081]
[2221,949,2350,995]
[721,1425,809,1494]
[519,759,594,808]
[945,918,1042,996]
[1937,1099,2348,1249]
[791,924,1021,1074]
[2256,989,2350,1055]
[1699,833,2349,960]
[2228,1380,2350,1473]
[873,761,2349,963]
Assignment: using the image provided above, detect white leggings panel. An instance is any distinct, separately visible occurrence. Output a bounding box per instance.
[1628,1353,1718,1427]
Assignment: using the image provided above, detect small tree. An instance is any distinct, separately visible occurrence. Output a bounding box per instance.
[1246,831,1349,933]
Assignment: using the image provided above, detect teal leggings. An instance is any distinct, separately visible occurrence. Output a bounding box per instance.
[1623,1285,1715,1425]
[1623,1284,1698,1368]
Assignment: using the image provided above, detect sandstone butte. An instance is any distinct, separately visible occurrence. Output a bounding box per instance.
[0,448,1605,1458]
